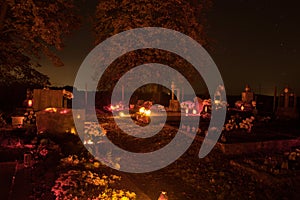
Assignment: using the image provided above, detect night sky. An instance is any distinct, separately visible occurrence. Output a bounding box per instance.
[37,0,300,96]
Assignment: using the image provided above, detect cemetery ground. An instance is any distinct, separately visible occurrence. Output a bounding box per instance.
[0,115,300,199]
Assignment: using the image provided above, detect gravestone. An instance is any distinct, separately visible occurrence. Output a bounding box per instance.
[241,84,254,103]
[33,89,65,111]
[169,81,181,111]
[276,87,298,120]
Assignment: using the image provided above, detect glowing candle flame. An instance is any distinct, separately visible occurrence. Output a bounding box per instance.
[70,127,76,134]
[119,112,125,117]
[145,109,151,116]
[28,99,33,107]
[45,107,57,112]
[139,107,145,114]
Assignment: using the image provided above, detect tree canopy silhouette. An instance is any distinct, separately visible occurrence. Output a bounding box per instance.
[0,0,80,86]
[94,0,212,92]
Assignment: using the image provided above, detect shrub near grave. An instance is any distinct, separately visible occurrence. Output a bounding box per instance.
[52,170,136,200]
[52,149,136,199]
[52,159,136,200]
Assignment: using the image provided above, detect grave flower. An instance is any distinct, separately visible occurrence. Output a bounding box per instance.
[23,110,36,124]
[52,170,136,199]
[39,148,48,157]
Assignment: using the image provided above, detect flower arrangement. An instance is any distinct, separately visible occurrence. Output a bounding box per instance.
[52,170,136,200]
[83,122,107,145]
[29,143,49,161]
[60,154,101,169]
[84,122,106,137]
[23,110,36,124]
[239,116,255,133]
[223,115,255,133]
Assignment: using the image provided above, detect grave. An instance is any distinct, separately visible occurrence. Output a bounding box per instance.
[232,85,256,112]
[36,108,85,135]
[276,87,298,120]
[241,84,254,104]
[169,81,180,112]
[32,88,72,111]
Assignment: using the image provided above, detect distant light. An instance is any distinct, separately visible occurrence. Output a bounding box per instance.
[84,140,94,145]
[60,109,68,114]
[139,107,145,114]
[214,99,220,104]
[192,109,197,114]
[119,112,125,117]
[76,114,81,119]
[241,105,245,111]
[45,107,57,112]
[28,99,33,107]
[70,127,76,134]
[145,109,151,116]
[158,191,168,200]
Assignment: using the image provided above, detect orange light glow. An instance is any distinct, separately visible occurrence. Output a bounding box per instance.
[145,109,151,116]
[119,112,125,117]
[59,109,68,114]
[70,127,76,134]
[84,140,94,145]
[28,99,33,107]
[139,107,145,113]
[185,108,189,114]
[45,107,57,112]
